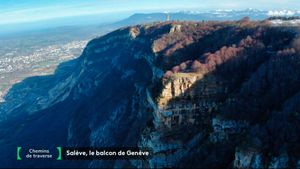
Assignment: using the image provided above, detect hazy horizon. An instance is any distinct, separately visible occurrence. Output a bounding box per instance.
[1,0,300,36]
[0,0,299,26]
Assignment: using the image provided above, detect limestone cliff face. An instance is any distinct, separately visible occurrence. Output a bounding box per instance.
[0,21,300,168]
[137,73,224,168]
[233,148,263,169]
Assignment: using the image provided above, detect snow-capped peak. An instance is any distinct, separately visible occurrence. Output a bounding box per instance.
[267,10,295,17]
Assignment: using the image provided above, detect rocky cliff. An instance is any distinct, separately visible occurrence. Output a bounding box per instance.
[0,20,300,168]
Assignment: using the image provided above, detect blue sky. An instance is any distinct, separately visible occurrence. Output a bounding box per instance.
[0,0,299,25]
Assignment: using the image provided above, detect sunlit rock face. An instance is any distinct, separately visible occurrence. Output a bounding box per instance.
[1,20,300,168]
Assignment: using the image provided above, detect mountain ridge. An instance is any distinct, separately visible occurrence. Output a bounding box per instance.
[0,20,300,168]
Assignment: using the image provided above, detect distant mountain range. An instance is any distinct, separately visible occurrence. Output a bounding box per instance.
[2,9,300,36]
[113,9,300,27]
